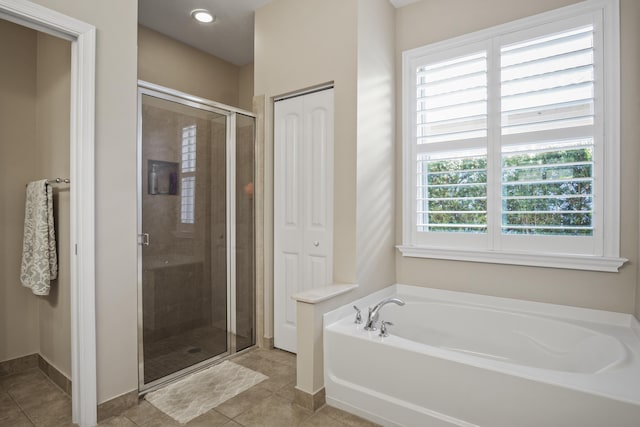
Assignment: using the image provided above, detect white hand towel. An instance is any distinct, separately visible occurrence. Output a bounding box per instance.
[20,180,58,295]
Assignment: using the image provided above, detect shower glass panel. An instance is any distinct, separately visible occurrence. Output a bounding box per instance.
[137,86,255,391]
[235,114,255,352]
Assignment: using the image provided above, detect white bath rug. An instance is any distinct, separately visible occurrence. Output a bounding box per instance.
[145,360,268,424]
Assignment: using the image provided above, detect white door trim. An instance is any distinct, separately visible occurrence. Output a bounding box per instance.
[0,1,97,426]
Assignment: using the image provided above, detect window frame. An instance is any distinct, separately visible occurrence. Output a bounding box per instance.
[399,0,625,272]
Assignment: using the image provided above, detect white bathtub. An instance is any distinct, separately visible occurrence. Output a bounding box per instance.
[323,285,640,427]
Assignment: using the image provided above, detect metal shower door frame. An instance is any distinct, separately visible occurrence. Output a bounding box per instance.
[136,80,256,393]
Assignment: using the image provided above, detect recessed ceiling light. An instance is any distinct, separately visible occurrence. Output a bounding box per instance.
[191,9,215,23]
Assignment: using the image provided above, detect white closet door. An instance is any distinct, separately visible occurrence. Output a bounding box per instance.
[274,89,334,353]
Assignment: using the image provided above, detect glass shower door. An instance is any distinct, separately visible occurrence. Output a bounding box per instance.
[234,113,255,352]
[138,93,229,388]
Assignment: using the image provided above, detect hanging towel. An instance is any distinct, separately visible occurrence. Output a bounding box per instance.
[20,180,58,295]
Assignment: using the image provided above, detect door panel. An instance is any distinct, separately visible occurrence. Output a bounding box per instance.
[139,93,231,389]
[138,87,257,391]
[274,89,334,353]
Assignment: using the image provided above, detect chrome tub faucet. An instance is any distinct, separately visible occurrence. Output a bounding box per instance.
[364,297,405,331]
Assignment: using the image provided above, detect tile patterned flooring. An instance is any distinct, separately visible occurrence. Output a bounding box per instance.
[0,348,380,427]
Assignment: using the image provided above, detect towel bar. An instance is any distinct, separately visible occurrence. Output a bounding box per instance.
[25,178,70,186]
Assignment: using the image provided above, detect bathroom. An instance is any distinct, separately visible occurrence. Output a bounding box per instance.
[1,0,640,426]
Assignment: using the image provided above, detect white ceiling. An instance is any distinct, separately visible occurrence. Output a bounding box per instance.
[138,0,273,66]
[138,0,422,67]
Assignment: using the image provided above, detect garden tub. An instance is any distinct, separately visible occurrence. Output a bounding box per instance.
[323,285,640,426]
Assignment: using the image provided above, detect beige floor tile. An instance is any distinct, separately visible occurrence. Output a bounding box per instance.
[272,382,296,403]
[123,401,180,427]
[252,349,296,367]
[214,384,272,419]
[11,383,68,414]
[319,405,381,427]
[0,411,34,427]
[0,390,20,415]
[233,394,313,427]
[300,410,351,427]
[97,416,138,426]
[184,409,231,427]
[260,372,296,392]
[234,354,295,393]
[25,395,72,427]
[0,369,49,393]
[0,391,33,427]
[231,352,270,372]
[2,370,72,427]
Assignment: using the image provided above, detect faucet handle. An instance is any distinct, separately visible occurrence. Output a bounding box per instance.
[379,320,394,337]
[353,305,362,324]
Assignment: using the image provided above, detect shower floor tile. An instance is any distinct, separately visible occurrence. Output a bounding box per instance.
[143,325,228,384]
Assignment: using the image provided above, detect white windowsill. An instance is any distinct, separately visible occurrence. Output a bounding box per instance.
[397,245,627,272]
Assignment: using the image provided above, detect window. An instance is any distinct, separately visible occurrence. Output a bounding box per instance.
[180,125,196,225]
[400,0,625,271]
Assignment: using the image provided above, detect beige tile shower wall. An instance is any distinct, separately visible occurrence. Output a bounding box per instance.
[138,25,242,108]
[0,19,40,363]
[140,105,225,337]
[35,31,72,378]
[395,0,640,314]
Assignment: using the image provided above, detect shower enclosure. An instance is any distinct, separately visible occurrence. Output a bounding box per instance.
[137,82,255,391]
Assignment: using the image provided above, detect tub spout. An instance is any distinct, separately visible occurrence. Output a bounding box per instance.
[364,297,405,331]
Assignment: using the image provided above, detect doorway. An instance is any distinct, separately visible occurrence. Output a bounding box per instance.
[0,1,96,425]
[137,82,256,392]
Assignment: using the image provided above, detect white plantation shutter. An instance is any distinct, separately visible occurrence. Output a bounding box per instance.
[499,24,596,237]
[402,0,623,269]
[416,50,488,237]
[417,51,487,144]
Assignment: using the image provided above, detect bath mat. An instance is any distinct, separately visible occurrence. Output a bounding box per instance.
[145,360,268,424]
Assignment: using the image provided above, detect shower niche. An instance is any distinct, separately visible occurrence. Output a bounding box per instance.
[137,82,255,391]
[147,160,178,195]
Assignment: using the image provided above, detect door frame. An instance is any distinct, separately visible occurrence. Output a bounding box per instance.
[0,0,97,426]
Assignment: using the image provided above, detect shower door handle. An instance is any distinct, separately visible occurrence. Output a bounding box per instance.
[138,233,150,246]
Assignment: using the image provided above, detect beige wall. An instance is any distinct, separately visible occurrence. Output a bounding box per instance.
[395,0,640,314]
[0,21,72,377]
[255,0,359,338]
[36,32,72,378]
[238,62,255,111]
[139,25,245,109]
[0,19,40,363]
[356,0,396,291]
[256,0,399,340]
[627,2,640,319]
[30,0,139,404]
